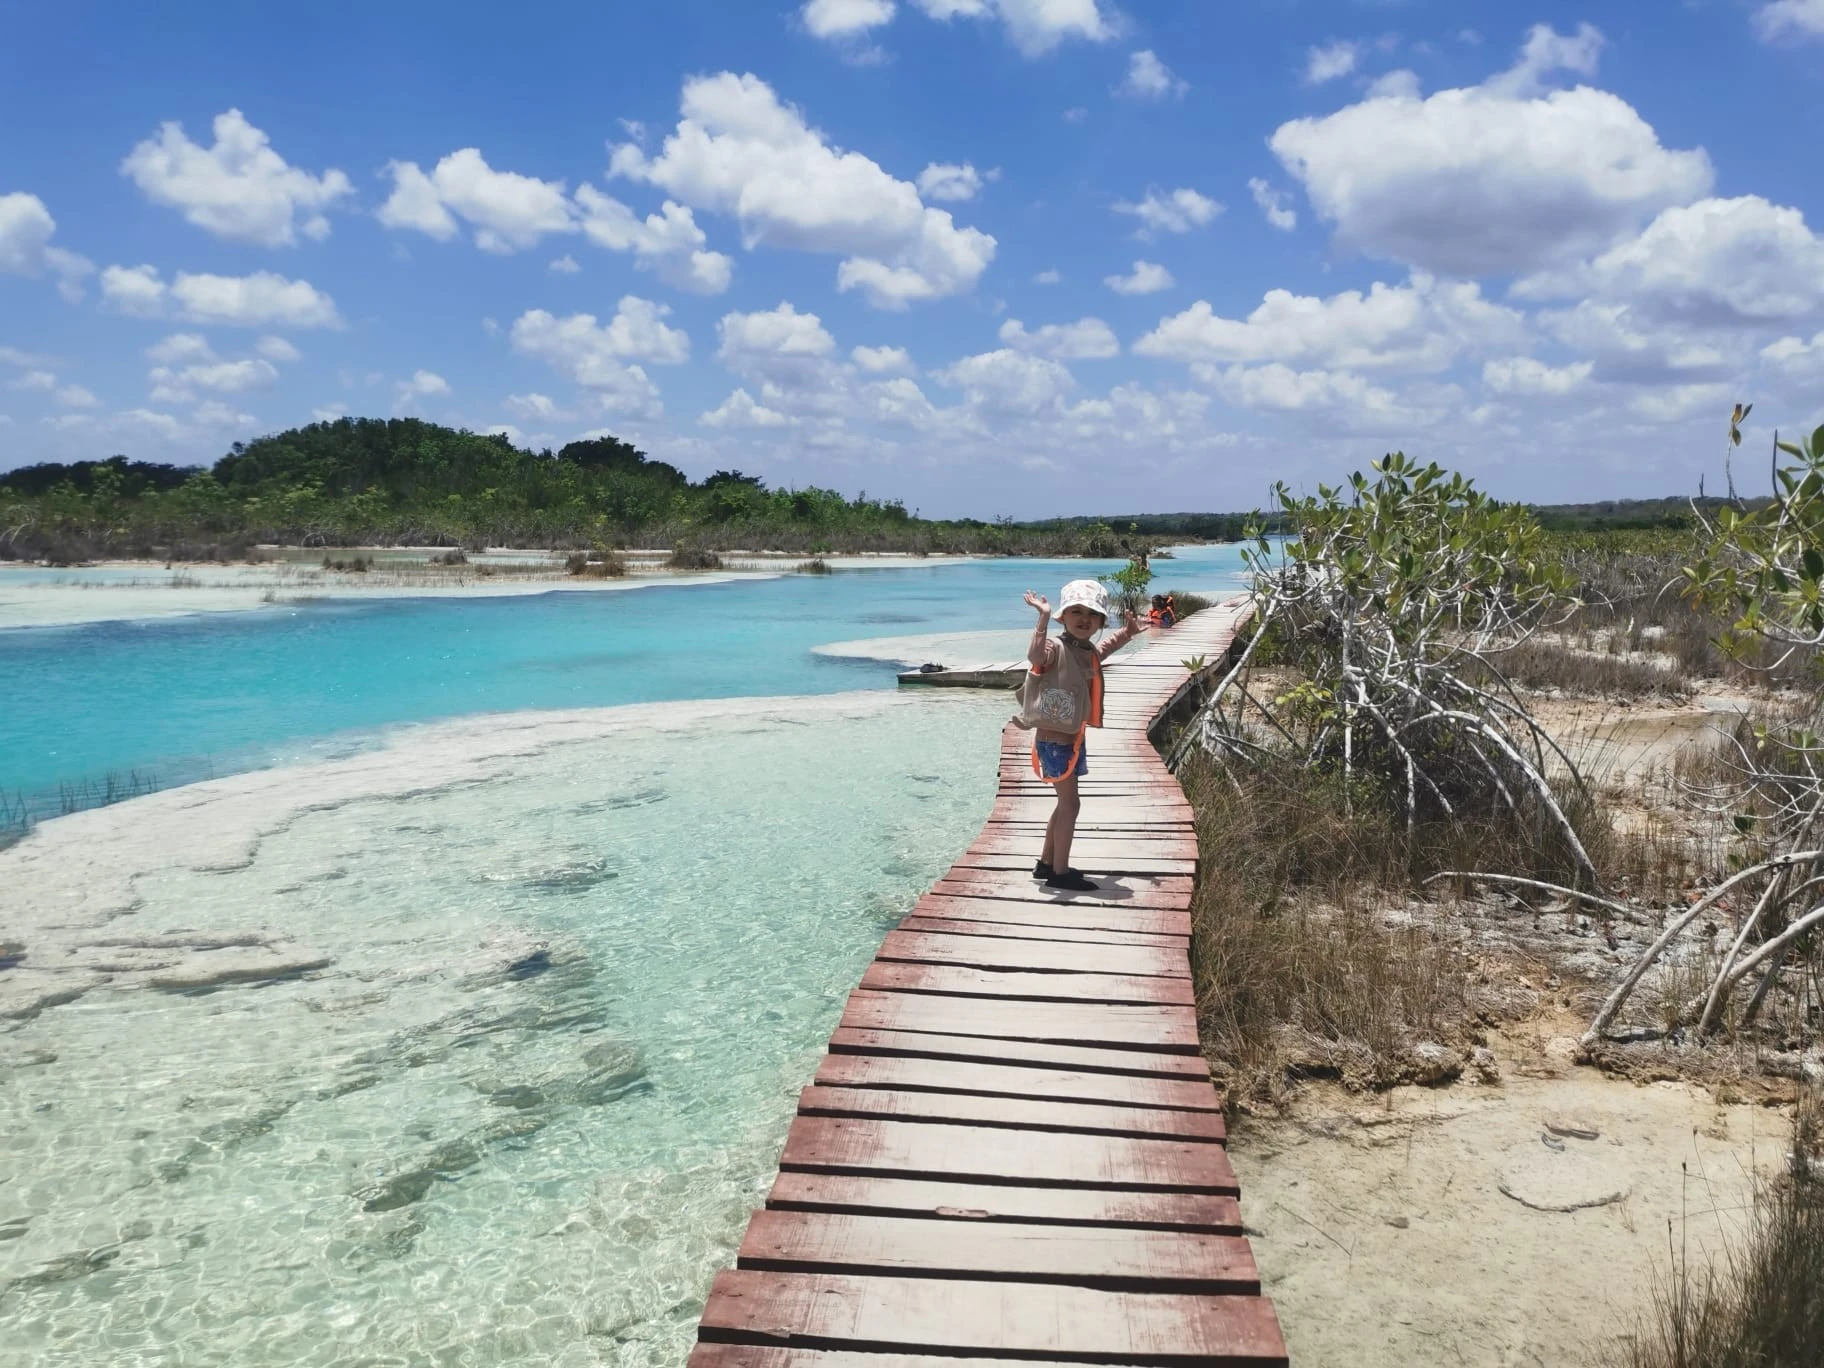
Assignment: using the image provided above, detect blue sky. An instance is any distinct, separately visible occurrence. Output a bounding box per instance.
[2,0,1821,517]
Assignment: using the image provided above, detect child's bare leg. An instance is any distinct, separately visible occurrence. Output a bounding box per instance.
[1049,773,1081,873]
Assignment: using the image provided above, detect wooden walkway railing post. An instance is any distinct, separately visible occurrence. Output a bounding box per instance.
[690,600,1288,1367]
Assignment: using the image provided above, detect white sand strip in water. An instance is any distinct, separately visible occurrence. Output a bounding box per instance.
[0,550,982,631]
[811,628,1037,668]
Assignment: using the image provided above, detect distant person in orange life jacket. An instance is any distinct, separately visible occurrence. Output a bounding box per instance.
[1148,593,1177,629]
[1014,579,1141,892]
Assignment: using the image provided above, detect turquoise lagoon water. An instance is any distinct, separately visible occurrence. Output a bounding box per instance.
[1,546,1248,816]
[0,546,1247,1367]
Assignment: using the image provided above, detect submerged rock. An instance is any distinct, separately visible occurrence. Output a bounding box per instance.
[149,944,331,993]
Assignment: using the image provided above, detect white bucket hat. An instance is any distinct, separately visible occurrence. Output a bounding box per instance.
[1058,578,1110,622]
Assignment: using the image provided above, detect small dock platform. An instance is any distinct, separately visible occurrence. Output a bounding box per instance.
[691,600,1287,1367]
[895,661,1025,689]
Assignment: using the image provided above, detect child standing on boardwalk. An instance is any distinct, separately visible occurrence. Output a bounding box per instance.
[1017,579,1141,891]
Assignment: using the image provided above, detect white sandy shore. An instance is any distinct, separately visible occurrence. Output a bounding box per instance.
[0,549,976,631]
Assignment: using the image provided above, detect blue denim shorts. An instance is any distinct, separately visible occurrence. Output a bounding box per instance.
[1034,738,1088,781]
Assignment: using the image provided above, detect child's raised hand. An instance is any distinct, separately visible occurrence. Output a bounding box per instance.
[1024,590,1051,616]
[1123,608,1141,633]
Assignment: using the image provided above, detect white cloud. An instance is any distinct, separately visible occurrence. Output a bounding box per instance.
[509,300,681,418]
[851,344,915,374]
[1755,0,1824,40]
[175,270,342,328]
[1488,21,1604,96]
[801,0,896,38]
[374,161,457,239]
[715,303,839,396]
[933,348,1075,415]
[1481,356,1594,396]
[1248,178,1296,232]
[3,369,92,407]
[906,0,1115,57]
[1515,196,1824,326]
[100,264,170,317]
[1200,361,1403,424]
[254,335,301,363]
[1364,69,1422,100]
[503,392,565,421]
[573,189,735,294]
[916,162,994,202]
[1105,260,1173,294]
[0,192,94,301]
[1538,301,1731,385]
[610,72,994,307]
[380,149,575,253]
[1033,268,1061,285]
[1269,24,1714,276]
[1134,274,1526,373]
[1062,106,1088,124]
[120,109,352,246]
[106,268,339,327]
[702,387,795,428]
[393,370,450,409]
[999,316,1119,360]
[312,403,349,423]
[549,253,581,274]
[1119,50,1186,99]
[1304,40,1359,84]
[149,357,280,403]
[1762,331,1824,376]
[1114,186,1221,235]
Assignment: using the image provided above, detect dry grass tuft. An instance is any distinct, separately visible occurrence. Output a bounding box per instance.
[1178,757,1522,1103]
[1611,1091,1824,1368]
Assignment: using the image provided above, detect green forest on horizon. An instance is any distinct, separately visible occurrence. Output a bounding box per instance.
[0,416,1728,562]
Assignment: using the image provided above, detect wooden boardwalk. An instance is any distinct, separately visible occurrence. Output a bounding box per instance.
[691,602,1287,1367]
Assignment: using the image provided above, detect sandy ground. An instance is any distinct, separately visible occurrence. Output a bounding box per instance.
[0,550,974,631]
[1232,1048,1792,1368]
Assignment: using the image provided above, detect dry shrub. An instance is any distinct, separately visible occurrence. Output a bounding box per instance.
[1161,589,1212,619]
[1611,1092,1824,1368]
[565,550,627,578]
[1497,639,1689,699]
[1180,756,1494,1102]
[666,544,722,570]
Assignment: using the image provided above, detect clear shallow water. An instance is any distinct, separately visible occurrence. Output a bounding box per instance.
[0,693,1009,1366]
[0,545,1246,1366]
[1,545,1248,817]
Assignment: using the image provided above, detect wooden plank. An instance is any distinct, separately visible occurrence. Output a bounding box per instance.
[860,961,1197,1007]
[813,1053,1221,1113]
[797,1086,1225,1143]
[938,867,1195,897]
[954,852,1198,877]
[828,1027,1212,1079]
[692,1348,1101,1368]
[765,1172,1242,1234]
[931,875,1194,911]
[779,1116,1239,1193]
[910,891,1191,936]
[841,989,1201,1051]
[737,1210,1259,1294]
[899,915,1187,949]
[878,930,1190,979]
[698,1270,1288,1364]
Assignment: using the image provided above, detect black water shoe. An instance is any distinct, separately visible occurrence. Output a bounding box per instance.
[1045,870,1099,892]
[1033,860,1053,879]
